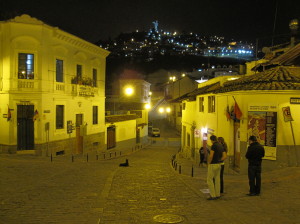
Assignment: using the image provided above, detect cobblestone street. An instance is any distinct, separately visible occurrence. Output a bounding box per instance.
[1,145,300,224]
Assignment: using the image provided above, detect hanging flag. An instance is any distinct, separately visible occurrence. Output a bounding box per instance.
[234,102,243,120]
[226,105,231,120]
[7,105,11,121]
[33,109,39,121]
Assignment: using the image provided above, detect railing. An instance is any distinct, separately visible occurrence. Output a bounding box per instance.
[18,80,35,89]
[55,83,65,91]
[71,84,96,97]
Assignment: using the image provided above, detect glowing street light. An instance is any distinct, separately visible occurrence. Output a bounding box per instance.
[145,103,151,110]
[166,107,171,113]
[169,76,176,82]
[124,87,134,96]
[159,107,165,113]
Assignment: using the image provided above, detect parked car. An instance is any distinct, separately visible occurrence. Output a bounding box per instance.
[151,128,160,137]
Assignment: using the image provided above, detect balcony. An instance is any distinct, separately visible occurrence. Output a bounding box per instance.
[71,85,96,97]
[55,83,65,91]
[17,78,38,90]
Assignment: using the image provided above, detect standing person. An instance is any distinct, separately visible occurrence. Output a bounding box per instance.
[199,147,205,167]
[218,137,228,194]
[206,135,227,200]
[246,135,265,196]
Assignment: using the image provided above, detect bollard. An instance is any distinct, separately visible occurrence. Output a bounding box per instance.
[51,153,53,162]
[191,166,194,177]
[179,165,181,174]
[87,153,89,162]
[103,153,106,159]
[110,152,112,158]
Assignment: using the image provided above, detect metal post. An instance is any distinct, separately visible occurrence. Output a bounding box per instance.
[290,121,296,146]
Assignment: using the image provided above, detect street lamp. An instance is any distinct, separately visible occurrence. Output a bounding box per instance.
[159,107,165,113]
[145,103,151,110]
[158,107,171,113]
[124,87,134,96]
[113,86,135,114]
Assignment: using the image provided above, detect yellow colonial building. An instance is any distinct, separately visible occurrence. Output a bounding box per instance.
[181,65,300,173]
[0,15,110,155]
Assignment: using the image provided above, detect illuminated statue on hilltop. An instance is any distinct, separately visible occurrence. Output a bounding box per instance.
[152,20,158,32]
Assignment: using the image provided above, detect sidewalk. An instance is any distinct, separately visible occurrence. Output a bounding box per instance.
[172,152,300,205]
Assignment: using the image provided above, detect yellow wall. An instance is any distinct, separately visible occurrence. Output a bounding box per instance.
[182,89,300,171]
[0,15,109,152]
[105,120,136,145]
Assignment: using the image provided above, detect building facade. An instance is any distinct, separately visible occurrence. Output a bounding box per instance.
[181,67,300,173]
[0,15,110,155]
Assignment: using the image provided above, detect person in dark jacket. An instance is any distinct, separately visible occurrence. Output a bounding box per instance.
[245,135,265,196]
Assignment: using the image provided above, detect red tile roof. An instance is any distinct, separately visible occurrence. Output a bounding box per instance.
[217,66,300,92]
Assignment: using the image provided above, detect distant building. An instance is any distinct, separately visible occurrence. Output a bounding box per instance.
[165,75,198,132]
[0,15,110,155]
[105,70,151,148]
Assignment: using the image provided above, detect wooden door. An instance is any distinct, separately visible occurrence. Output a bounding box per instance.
[75,114,83,154]
[17,105,34,150]
[107,126,116,149]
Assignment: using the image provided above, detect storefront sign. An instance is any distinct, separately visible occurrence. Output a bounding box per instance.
[290,97,300,104]
[248,104,277,112]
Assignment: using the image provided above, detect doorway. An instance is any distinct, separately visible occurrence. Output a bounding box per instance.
[75,114,83,154]
[136,128,140,144]
[107,126,116,149]
[17,105,34,150]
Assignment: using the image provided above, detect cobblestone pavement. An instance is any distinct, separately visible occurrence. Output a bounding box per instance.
[1,145,300,224]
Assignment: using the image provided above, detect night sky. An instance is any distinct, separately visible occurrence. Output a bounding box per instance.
[1,0,300,44]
